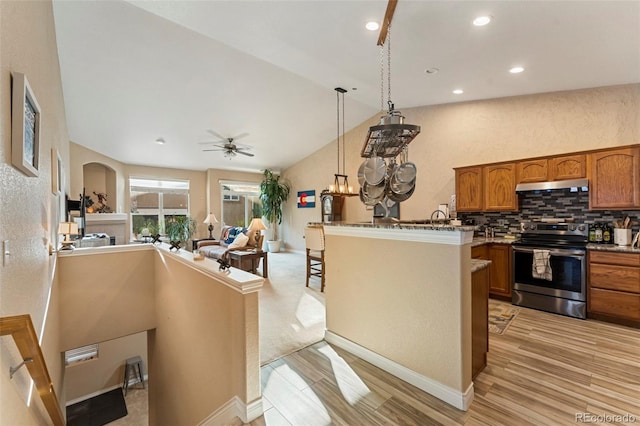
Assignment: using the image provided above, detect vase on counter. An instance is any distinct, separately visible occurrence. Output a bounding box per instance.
[614,228,632,246]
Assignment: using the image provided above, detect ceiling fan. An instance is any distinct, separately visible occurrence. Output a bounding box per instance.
[199,130,254,158]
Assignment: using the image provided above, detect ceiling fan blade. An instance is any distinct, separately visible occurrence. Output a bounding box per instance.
[236,150,254,157]
[230,132,250,141]
[202,148,227,152]
[206,129,227,140]
[198,140,226,145]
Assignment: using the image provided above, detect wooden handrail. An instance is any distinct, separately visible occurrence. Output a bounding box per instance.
[0,315,65,426]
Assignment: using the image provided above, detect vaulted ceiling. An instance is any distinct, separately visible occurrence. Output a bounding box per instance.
[52,0,640,173]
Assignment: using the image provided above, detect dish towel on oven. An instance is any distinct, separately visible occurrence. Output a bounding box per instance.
[532,249,552,281]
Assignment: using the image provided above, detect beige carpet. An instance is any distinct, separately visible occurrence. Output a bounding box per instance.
[259,251,326,365]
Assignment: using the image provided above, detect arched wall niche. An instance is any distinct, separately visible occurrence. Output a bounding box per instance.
[83,162,117,212]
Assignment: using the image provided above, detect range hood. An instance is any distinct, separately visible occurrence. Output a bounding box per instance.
[516,178,589,193]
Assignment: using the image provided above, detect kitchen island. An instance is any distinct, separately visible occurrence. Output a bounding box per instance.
[321,222,476,410]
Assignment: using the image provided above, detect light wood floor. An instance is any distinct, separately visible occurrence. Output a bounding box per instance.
[243,302,640,425]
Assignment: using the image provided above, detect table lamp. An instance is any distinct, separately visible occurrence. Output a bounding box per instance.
[203,213,219,239]
[248,218,267,251]
[58,221,79,250]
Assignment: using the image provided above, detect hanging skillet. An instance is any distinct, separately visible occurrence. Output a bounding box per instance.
[363,156,386,185]
[357,161,366,186]
[394,148,416,183]
[386,181,416,202]
[360,187,379,206]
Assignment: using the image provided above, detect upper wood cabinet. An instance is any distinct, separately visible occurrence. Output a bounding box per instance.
[517,159,548,183]
[549,154,586,180]
[484,163,518,211]
[589,147,640,209]
[455,166,483,212]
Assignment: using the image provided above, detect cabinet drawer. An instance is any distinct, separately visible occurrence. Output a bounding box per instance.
[590,251,640,267]
[589,264,640,293]
[590,288,640,320]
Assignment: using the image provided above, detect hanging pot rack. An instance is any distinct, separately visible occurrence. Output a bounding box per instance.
[360,0,420,160]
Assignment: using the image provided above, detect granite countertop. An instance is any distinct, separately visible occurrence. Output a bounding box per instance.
[587,243,640,253]
[470,236,519,247]
[314,221,477,232]
[471,258,491,273]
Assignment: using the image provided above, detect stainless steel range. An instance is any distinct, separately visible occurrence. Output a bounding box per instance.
[512,221,589,319]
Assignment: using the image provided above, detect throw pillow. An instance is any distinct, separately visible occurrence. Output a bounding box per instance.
[224,227,241,245]
[228,232,249,249]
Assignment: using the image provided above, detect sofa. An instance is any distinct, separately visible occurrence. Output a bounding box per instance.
[196,225,264,261]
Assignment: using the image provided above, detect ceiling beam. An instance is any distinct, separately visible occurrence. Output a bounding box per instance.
[377,0,398,46]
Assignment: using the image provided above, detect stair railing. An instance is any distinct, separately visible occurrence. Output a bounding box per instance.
[0,314,65,425]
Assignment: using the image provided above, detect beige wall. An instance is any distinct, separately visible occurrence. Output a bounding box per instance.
[150,251,260,425]
[65,331,148,403]
[0,0,70,423]
[59,245,260,423]
[325,233,471,393]
[283,84,640,251]
[58,248,157,351]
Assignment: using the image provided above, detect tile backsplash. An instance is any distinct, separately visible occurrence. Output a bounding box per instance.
[459,189,640,235]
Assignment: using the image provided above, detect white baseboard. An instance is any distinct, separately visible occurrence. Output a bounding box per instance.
[198,396,263,426]
[325,331,474,411]
[65,374,148,406]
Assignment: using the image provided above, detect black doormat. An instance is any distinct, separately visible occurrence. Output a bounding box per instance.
[66,388,128,426]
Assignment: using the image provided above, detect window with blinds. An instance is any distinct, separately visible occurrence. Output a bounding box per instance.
[65,344,99,366]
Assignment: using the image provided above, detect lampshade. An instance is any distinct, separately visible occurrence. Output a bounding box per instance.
[58,222,79,236]
[203,213,218,225]
[248,218,267,231]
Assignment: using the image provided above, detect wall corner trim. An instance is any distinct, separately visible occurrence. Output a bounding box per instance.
[325,330,474,411]
[198,396,263,426]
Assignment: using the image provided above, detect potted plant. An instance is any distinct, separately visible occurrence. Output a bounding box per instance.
[133,218,157,240]
[165,215,197,251]
[259,169,290,252]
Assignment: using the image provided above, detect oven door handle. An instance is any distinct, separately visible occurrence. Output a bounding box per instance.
[513,246,585,258]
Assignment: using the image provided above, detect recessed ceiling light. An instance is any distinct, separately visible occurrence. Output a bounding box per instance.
[509,66,525,74]
[365,21,379,31]
[473,16,492,26]
[425,67,439,74]
[155,137,166,145]
[453,89,464,95]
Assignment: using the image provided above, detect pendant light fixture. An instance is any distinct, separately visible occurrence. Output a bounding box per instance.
[361,1,420,159]
[325,87,357,197]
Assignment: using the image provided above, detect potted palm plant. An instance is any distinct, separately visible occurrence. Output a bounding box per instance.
[165,215,197,251]
[259,169,290,252]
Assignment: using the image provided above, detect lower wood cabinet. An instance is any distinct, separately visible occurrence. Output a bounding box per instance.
[472,243,512,298]
[471,265,489,379]
[588,251,640,328]
[488,244,512,298]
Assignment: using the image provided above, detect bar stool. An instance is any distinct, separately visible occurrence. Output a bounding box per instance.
[305,226,325,292]
[122,355,145,396]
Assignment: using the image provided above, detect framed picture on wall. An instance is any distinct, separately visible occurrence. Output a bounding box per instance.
[11,72,41,177]
[51,148,62,194]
